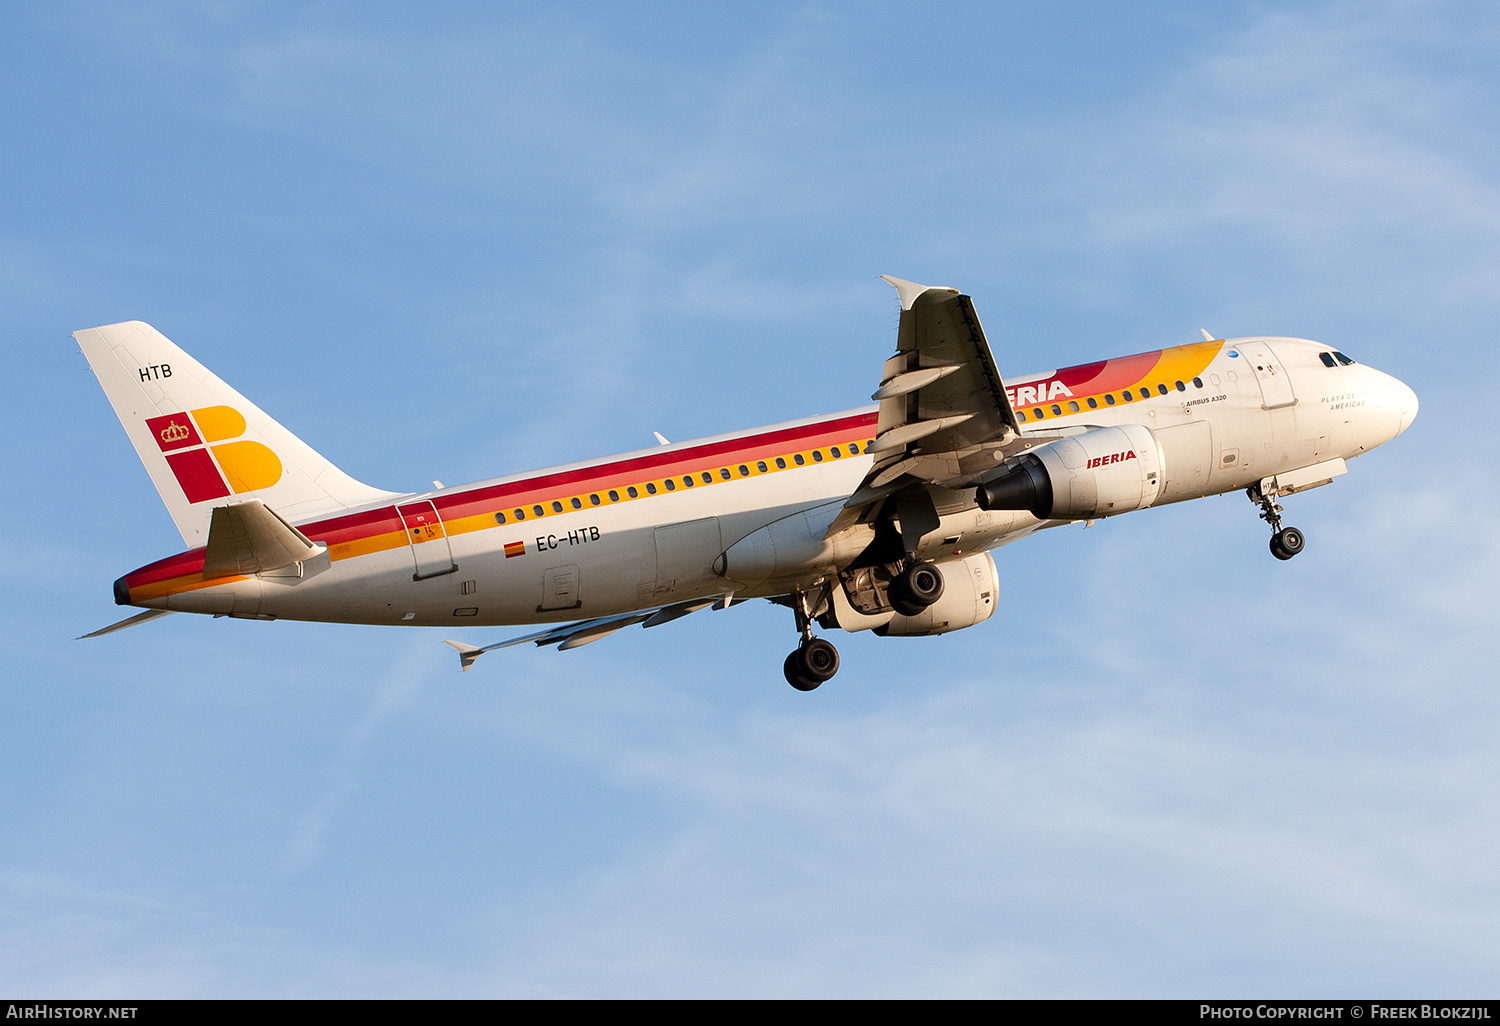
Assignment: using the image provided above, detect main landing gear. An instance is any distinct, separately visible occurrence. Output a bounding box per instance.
[780,559,948,692]
[1249,484,1306,561]
[783,587,840,691]
[889,559,944,616]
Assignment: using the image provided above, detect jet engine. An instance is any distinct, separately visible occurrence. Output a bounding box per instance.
[975,424,1161,520]
[873,552,998,637]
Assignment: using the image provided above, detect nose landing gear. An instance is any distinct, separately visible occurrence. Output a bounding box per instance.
[783,586,841,691]
[1249,483,1305,560]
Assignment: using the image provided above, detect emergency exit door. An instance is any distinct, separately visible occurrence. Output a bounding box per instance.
[397,501,457,579]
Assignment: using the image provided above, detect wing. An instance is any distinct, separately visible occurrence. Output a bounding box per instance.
[829,277,1049,536]
[442,595,732,671]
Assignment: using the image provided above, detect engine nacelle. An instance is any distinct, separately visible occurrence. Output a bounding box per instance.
[874,553,998,637]
[975,424,1161,520]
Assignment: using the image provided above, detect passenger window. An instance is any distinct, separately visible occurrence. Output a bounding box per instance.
[1018,410,1028,422]
[1334,352,1356,366]
[757,461,768,472]
[1175,381,1185,392]
[495,511,506,524]
[664,479,675,491]
[793,454,805,466]
[515,508,526,521]
[627,486,638,498]
[849,444,860,455]
[608,490,619,502]
[1068,400,1080,413]
[1157,384,1168,396]
[1122,391,1133,403]
[646,483,657,495]
[702,472,713,484]
[830,447,841,458]
[719,467,731,480]
[683,476,693,487]
[1033,408,1044,419]
[1051,404,1062,416]
[552,500,564,513]
[533,505,544,517]
[739,464,750,476]
[1193,377,1203,388]
[1086,397,1097,409]
[812,450,823,462]
[570,497,582,509]
[1140,388,1150,399]
[776,457,787,469]
[1104,394,1115,406]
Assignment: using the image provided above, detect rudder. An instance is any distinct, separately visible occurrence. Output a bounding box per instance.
[75,320,399,546]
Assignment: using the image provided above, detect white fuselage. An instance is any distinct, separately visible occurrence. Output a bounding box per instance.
[119,337,1417,629]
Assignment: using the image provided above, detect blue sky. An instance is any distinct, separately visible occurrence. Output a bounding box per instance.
[3,1,1498,997]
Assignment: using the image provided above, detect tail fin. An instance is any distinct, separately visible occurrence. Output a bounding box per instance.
[75,321,400,546]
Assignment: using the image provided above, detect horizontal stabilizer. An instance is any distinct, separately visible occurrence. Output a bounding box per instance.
[443,640,486,672]
[79,608,176,639]
[203,500,324,579]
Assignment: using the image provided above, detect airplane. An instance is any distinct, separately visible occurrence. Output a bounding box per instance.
[76,276,1419,690]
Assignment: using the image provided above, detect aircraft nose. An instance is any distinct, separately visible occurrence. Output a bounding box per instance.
[1395,378,1419,435]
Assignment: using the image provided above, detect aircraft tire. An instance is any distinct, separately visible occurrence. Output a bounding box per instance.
[891,560,945,613]
[1271,527,1305,560]
[797,637,840,682]
[889,592,926,616]
[784,651,822,691]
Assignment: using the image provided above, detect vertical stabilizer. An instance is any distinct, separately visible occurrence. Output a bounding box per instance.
[75,321,399,546]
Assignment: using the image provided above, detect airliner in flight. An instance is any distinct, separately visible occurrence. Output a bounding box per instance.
[78,277,1418,690]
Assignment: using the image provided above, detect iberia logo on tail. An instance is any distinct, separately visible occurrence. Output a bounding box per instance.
[145,406,283,503]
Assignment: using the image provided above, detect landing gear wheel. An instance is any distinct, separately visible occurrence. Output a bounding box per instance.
[784,651,821,691]
[1270,526,1305,561]
[890,560,945,616]
[784,638,840,691]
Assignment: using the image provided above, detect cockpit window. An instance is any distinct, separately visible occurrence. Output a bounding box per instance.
[1333,351,1356,366]
[1319,352,1337,368]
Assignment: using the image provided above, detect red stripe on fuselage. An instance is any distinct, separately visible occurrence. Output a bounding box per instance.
[428,411,875,524]
[120,410,878,593]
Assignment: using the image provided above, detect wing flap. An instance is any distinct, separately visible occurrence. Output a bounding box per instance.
[442,596,730,671]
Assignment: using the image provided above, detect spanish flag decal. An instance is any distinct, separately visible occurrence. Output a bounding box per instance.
[504,541,525,558]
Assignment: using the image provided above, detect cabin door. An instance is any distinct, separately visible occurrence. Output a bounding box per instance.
[1241,341,1297,409]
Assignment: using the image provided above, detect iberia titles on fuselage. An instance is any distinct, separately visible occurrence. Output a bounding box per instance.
[77,277,1418,688]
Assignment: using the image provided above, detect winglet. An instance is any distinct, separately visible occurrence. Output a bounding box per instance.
[443,639,485,671]
[880,275,960,312]
[1200,328,1215,341]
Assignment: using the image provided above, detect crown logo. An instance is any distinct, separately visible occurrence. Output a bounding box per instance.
[160,420,191,444]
